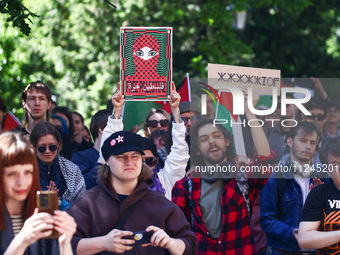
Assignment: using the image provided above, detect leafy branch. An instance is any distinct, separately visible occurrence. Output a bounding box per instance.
[0,0,38,35]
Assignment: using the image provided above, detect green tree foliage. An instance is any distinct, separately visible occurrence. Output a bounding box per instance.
[0,0,37,36]
[0,0,339,124]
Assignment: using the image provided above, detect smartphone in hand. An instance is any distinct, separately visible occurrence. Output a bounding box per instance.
[36,191,59,239]
[124,230,155,245]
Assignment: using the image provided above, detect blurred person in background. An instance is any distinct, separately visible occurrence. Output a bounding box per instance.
[299,98,327,149]
[149,129,166,151]
[72,109,111,190]
[71,112,93,153]
[52,107,74,138]
[323,101,340,143]
[82,126,92,143]
[0,96,7,134]
[266,93,297,164]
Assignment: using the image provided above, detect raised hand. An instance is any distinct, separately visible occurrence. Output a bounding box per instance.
[112,83,124,118]
[169,82,181,109]
[47,180,59,192]
[241,87,259,111]
[309,178,324,191]
[169,82,181,123]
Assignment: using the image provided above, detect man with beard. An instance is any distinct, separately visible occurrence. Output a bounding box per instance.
[172,101,274,254]
[261,122,322,255]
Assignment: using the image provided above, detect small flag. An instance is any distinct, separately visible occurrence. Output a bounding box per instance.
[122,74,192,131]
[161,73,191,114]
[3,111,21,132]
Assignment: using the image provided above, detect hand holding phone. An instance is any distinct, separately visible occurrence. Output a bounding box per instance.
[36,191,59,238]
[123,230,154,245]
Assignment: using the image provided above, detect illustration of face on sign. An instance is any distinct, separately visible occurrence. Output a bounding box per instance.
[126,34,166,82]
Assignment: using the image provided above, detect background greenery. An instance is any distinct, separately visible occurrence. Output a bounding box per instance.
[1,0,340,125]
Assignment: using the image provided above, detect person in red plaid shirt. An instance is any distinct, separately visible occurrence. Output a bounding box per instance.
[172,97,274,255]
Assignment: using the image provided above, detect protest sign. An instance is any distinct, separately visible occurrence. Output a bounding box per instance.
[120,27,172,100]
[208,63,281,95]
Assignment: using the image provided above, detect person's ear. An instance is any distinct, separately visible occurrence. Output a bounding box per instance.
[225,138,230,146]
[287,137,293,149]
[22,99,26,109]
[47,101,52,110]
[57,141,62,154]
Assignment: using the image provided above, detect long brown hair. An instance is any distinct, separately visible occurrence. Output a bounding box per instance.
[0,132,41,230]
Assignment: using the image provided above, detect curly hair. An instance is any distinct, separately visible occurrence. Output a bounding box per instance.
[190,119,235,166]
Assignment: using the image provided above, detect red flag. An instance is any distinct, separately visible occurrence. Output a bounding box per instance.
[219,91,238,121]
[3,111,21,132]
[161,73,191,113]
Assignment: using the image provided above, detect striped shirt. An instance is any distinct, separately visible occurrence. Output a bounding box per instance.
[10,215,24,237]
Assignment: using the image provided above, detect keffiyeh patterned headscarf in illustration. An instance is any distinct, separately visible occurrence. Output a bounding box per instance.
[126,34,166,81]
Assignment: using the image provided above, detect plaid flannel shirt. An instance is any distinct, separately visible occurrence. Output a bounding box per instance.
[172,153,274,255]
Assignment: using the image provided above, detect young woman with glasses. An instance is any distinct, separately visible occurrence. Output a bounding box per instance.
[29,121,86,208]
[143,108,170,137]
[0,132,76,255]
[99,82,189,200]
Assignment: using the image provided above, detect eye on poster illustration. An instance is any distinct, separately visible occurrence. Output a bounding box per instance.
[120,27,172,100]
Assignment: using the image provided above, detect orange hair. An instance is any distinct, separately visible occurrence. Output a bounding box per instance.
[0,132,41,230]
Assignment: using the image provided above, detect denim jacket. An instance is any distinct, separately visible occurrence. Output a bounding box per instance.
[260,170,303,251]
[260,165,321,252]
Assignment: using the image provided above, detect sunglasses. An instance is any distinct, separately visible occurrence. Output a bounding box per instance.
[147,119,169,128]
[143,157,158,168]
[306,114,326,121]
[37,144,58,153]
[181,116,198,124]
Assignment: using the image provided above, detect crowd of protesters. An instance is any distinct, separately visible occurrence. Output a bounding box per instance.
[0,77,339,255]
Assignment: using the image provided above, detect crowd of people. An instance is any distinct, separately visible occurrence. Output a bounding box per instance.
[0,77,339,255]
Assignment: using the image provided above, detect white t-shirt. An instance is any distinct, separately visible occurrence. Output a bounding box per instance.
[293,174,310,204]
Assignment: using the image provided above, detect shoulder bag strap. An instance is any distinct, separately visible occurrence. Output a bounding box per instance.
[112,194,146,230]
